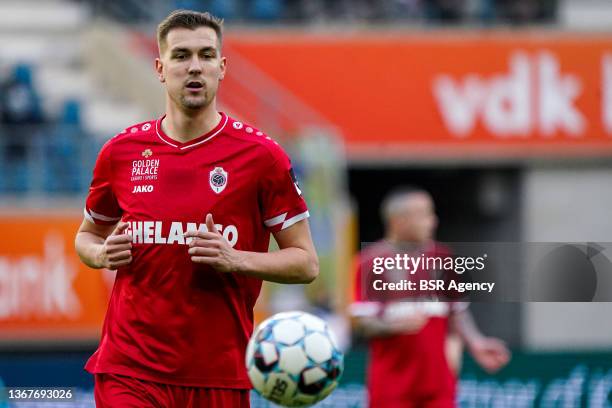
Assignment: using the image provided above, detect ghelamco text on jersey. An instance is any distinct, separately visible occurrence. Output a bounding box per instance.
[125,221,238,247]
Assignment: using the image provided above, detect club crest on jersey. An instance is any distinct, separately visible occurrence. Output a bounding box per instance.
[209,167,228,194]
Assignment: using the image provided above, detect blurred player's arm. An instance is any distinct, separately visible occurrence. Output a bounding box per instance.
[450,309,511,373]
[75,220,132,270]
[352,313,428,338]
[186,214,318,284]
[349,256,427,338]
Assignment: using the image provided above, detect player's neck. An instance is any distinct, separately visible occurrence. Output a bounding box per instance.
[162,103,222,144]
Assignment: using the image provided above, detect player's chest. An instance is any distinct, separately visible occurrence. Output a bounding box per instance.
[112,147,258,217]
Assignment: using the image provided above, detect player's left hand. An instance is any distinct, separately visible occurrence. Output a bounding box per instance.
[185,213,244,272]
[468,336,511,374]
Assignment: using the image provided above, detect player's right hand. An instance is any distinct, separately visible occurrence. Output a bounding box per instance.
[98,222,132,270]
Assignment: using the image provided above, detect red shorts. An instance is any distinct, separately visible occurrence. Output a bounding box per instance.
[370,395,455,408]
[94,373,250,408]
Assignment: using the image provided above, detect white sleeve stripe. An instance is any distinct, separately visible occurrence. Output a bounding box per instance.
[349,302,381,317]
[85,208,122,222]
[280,211,309,230]
[264,212,287,227]
[83,208,94,223]
[451,301,470,313]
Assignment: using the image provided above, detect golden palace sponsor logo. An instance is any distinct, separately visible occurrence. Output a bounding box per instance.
[131,158,159,182]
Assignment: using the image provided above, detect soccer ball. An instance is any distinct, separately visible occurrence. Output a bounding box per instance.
[245,311,344,407]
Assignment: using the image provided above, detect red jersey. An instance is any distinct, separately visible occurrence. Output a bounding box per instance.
[350,241,466,405]
[83,113,308,388]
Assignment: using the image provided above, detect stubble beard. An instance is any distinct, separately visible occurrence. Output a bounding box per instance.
[179,90,211,110]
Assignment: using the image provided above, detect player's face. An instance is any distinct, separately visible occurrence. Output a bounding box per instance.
[395,193,438,243]
[156,27,226,111]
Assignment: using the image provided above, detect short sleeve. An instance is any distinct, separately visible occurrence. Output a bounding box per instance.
[84,141,122,225]
[450,301,470,314]
[259,148,309,233]
[348,253,383,318]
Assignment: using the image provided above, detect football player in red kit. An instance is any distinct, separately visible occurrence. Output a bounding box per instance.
[350,187,510,408]
[74,10,318,408]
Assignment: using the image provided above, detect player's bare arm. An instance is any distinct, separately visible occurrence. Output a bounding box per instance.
[450,309,511,373]
[185,213,318,284]
[75,220,133,270]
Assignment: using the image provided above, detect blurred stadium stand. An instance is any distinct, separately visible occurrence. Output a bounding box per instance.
[0,0,146,195]
[85,0,559,24]
[1,0,612,407]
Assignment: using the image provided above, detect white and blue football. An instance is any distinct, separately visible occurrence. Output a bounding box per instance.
[246,311,344,407]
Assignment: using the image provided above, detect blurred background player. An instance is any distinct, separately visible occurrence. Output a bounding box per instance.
[350,187,510,407]
[74,10,318,408]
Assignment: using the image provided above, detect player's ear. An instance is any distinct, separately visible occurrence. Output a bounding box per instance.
[219,56,226,81]
[155,58,165,83]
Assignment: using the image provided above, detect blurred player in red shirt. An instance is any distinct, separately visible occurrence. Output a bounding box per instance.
[350,187,510,408]
[74,10,318,408]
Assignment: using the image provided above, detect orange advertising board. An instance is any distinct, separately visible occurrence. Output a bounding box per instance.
[225,31,612,159]
[0,213,111,343]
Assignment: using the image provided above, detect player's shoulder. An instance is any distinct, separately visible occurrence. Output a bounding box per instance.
[105,119,158,146]
[358,240,394,261]
[224,115,287,160]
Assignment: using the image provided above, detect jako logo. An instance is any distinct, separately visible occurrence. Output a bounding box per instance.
[132,185,153,193]
[433,52,585,137]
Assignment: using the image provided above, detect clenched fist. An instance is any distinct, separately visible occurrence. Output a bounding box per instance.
[98,222,133,270]
[185,213,244,273]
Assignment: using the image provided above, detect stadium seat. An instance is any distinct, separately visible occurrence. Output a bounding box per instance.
[43,99,83,193]
[1,63,44,125]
